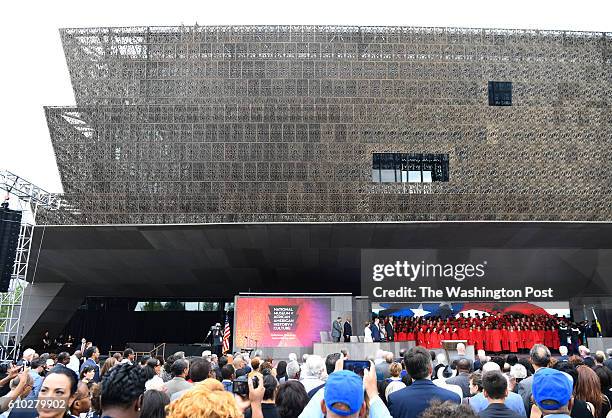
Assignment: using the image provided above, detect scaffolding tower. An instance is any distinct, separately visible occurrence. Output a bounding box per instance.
[0,170,63,360]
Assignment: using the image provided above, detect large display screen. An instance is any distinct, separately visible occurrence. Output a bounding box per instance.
[235,297,331,348]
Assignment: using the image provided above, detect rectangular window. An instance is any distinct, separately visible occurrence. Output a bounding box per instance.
[371,153,449,183]
[488,81,512,106]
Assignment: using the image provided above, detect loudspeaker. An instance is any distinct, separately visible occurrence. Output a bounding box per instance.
[0,206,22,292]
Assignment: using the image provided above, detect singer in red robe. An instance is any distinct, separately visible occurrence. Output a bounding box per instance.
[508,327,519,353]
[501,327,510,352]
[489,328,502,353]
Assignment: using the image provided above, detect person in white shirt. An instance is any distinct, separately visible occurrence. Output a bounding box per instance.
[300,355,326,394]
[364,321,373,342]
[67,350,82,375]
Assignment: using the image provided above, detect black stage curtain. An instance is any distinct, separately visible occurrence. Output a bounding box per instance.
[62,310,233,353]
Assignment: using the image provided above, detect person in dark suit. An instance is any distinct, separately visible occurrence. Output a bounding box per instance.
[343,318,352,342]
[478,370,524,418]
[385,316,395,342]
[370,318,382,342]
[332,317,343,343]
[387,346,460,418]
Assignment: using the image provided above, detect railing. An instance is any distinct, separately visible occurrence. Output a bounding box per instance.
[108,342,166,361]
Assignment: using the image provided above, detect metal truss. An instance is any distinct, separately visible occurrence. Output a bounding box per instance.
[42,26,612,224]
[0,170,65,359]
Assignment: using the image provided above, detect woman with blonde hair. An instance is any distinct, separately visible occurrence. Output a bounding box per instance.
[166,378,243,418]
[100,356,117,378]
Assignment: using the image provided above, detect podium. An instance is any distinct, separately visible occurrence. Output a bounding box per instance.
[441,340,469,363]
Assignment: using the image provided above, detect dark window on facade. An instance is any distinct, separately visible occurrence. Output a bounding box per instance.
[488,81,512,106]
[372,153,449,183]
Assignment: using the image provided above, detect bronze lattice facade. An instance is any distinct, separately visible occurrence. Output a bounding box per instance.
[44,26,612,224]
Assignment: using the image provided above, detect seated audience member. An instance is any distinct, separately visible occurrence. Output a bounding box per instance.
[276,381,309,418]
[167,377,245,418]
[466,363,526,417]
[140,389,170,418]
[531,368,573,418]
[99,364,147,418]
[387,346,460,418]
[420,400,478,418]
[478,370,524,418]
[163,358,191,398]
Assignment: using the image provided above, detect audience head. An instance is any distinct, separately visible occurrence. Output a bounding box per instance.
[505,354,518,366]
[482,361,501,373]
[456,358,471,373]
[139,389,169,418]
[321,370,364,418]
[84,346,99,361]
[286,361,300,380]
[276,380,309,418]
[302,355,326,380]
[9,373,33,399]
[532,368,572,415]
[101,357,117,377]
[578,345,590,357]
[123,348,135,361]
[403,346,432,380]
[595,351,606,364]
[221,364,235,381]
[420,400,478,418]
[559,346,568,356]
[57,352,70,365]
[189,358,213,382]
[469,371,483,395]
[263,374,279,401]
[325,353,342,375]
[529,344,551,369]
[288,353,297,362]
[171,359,189,378]
[166,379,241,418]
[575,365,604,417]
[389,362,402,378]
[276,360,287,378]
[70,381,92,415]
[38,366,79,418]
[100,364,147,416]
[509,364,527,382]
[482,371,507,401]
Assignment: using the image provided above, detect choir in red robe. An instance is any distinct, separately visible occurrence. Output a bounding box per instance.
[387,312,568,353]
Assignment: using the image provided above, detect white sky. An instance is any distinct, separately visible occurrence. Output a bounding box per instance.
[1,0,610,193]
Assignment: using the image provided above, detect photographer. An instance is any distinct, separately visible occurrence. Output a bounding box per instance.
[244,374,278,418]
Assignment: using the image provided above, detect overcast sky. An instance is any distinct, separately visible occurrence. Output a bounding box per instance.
[1,0,610,193]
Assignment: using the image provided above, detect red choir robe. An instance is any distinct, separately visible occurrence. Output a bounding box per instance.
[544,329,554,348]
[501,328,510,351]
[553,330,560,349]
[417,330,426,347]
[451,331,459,340]
[536,329,545,345]
[508,330,518,353]
[458,328,469,341]
[489,329,502,352]
[442,331,451,341]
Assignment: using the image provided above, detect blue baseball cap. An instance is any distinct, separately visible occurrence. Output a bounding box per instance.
[324,370,364,416]
[532,368,573,410]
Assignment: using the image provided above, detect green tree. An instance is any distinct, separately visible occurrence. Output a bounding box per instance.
[164,300,185,311]
[140,301,164,311]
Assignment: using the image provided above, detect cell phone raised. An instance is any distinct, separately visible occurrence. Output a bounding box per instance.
[343,360,371,377]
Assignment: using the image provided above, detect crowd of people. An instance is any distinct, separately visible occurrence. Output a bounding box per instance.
[359,313,600,354]
[2,337,612,418]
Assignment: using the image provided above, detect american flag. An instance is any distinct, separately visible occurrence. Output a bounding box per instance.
[222,314,231,354]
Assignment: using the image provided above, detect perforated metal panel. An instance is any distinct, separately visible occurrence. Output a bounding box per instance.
[42,26,612,224]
